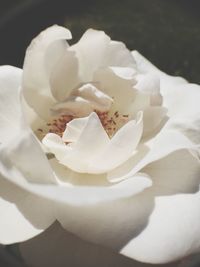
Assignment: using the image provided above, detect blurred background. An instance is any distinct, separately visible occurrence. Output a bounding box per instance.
[0,0,200,266]
[0,0,200,83]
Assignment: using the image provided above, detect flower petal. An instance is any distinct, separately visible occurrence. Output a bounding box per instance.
[94,67,136,114]
[142,106,167,137]
[74,83,113,112]
[105,40,136,68]
[160,83,200,147]
[0,177,54,244]
[1,129,56,184]
[51,83,113,117]
[20,222,179,267]
[20,150,199,265]
[132,50,187,89]
[70,29,135,82]
[50,50,80,101]
[23,25,72,119]
[70,29,111,81]
[43,112,110,173]
[121,150,200,264]
[0,65,56,184]
[107,125,198,182]
[62,116,88,143]
[92,111,143,176]
[0,66,22,144]
[135,73,162,106]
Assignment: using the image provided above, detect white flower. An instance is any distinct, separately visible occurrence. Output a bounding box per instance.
[0,25,200,265]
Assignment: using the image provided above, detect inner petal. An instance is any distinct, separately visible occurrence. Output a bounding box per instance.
[42,111,143,175]
[51,83,113,117]
[42,113,110,173]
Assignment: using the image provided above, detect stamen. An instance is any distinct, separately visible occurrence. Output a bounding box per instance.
[37,110,130,140]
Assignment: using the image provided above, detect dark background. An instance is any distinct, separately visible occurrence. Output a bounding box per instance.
[0,0,200,83]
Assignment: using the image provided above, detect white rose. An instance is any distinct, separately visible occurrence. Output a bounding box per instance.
[0,25,200,265]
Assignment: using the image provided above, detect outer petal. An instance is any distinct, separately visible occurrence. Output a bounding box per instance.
[132,51,200,147]
[0,65,56,243]
[70,29,111,81]
[70,29,136,82]
[20,223,180,267]
[0,178,54,245]
[0,66,22,143]
[107,123,198,182]
[22,25,72,119]
[35,150,199,265]
[0,65,55,183]
[132,50,187,89]
[121,150,200,264]
[160,83,200,146]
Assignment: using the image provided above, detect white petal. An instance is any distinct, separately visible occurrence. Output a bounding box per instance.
[143,106,167,137]
[43,112,143,174]
[70,30,135,82]
[94,67,136,114]
[132,50,187,90]
[52,83,113,116]
[0,177,54,244]
[110,67,136,80]
[42,132,67,155]
[0,66,22,144]
[70,29,111,81]
[20,150,199,265]
[20,223,179,267]
[50,50,80,101]
[161,83,200,119]
[1,129,56,184]
[0,66,56,184]
[107,125,198,182]
[43,113,110,173]
[74,83,113,112]
[61,112,110,171]
[1,145,152,206]
[23,25,72,119]
[51,95,93,117]
[105,40,136,68]
[160,83,200,145]
[121,150,200,264]
[92,111,143,176]
[62,116,88,143]
[135,73,162,106]
[135,73,160,95]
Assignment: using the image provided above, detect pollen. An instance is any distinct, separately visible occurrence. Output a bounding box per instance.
[37,110,129,140]
[36,114,75,139]
[95,110,129,138]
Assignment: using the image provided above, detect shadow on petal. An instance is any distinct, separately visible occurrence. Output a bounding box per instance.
[20,222,180,267]
[0,177,54,234]
[143,149,200,195]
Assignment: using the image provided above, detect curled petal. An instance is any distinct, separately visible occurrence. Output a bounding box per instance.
[23,25,72,119]
[42,113,110,173]
[94,67,136,114]
[92,111,143,176]
[50,50,80,101]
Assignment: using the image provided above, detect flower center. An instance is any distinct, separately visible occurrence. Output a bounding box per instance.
[37,110,130,140]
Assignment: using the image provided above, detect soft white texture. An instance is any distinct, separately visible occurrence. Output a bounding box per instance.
[0,26,199,266]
